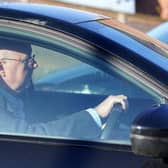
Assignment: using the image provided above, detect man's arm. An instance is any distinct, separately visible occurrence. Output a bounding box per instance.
[95,95,127,118]
[0,94,127,139]
[87,95,127,129]
[0,106,101,139]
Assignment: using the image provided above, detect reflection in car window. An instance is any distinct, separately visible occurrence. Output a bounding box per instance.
[0,31,165,145]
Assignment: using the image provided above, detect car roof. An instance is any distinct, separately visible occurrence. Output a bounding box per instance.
[0,2,107,24]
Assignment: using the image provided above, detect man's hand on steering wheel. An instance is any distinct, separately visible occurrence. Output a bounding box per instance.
[95,95,127,119]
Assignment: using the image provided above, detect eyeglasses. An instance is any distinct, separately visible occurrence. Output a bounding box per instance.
[0,54,38,69]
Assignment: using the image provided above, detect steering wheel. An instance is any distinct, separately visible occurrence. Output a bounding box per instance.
[100,101,129,140]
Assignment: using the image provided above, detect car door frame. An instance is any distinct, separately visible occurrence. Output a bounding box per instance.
[0,19,167,167]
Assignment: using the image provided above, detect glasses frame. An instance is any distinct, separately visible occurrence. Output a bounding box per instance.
[0,54,37,69]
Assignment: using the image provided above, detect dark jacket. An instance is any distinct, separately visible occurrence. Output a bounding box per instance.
[0,79,101,139]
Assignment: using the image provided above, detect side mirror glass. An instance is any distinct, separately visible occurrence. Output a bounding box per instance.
[131,104,168,159]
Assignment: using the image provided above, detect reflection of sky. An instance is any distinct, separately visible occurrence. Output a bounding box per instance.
[58,0,135,13]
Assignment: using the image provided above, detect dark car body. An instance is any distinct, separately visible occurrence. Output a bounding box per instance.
[0,3,168,168]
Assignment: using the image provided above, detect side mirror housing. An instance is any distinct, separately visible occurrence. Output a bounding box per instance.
[131,104,168,158]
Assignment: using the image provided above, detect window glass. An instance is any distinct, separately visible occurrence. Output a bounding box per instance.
[32,45,164,144]
[0,28,165,145]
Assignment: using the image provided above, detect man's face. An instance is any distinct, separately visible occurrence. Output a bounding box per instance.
[0,49,37,91]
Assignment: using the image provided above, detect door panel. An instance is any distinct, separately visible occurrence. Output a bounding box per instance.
[0,139,151,168]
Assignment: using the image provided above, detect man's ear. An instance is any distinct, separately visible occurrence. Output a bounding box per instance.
[0,62,5,77]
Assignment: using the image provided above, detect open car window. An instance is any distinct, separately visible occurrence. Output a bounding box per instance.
[0,24,165,145]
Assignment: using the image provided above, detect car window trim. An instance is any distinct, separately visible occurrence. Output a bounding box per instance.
[106,55,168,101]
[0,133,132,152]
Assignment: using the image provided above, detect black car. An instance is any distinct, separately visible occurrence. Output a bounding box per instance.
[0,3,168,168]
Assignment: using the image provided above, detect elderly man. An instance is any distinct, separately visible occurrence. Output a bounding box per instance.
[0,38,127,139]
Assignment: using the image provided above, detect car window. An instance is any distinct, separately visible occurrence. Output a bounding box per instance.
[0,25,165,145]
[32,45,164,144]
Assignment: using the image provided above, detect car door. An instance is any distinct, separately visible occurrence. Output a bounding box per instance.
[0,20,167,168]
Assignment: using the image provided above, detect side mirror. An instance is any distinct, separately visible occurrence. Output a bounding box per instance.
[131,104,168,159]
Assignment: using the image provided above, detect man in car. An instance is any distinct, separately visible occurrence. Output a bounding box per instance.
[0,38,127,139]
